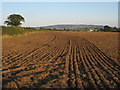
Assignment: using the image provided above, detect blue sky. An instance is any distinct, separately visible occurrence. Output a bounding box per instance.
[2,2,118,27]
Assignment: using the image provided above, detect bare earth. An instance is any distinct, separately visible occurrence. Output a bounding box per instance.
[2,31,120,88]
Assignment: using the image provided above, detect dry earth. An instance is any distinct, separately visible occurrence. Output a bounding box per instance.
[1,31,120,89]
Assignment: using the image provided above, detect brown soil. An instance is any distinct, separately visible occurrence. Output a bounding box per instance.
[2,31,120,89]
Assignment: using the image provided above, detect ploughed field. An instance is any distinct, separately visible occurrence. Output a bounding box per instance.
[2,31,120,88]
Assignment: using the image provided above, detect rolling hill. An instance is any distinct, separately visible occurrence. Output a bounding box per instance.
[41,24,104,30]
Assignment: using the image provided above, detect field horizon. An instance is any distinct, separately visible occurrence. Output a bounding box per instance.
[1,1,119,89]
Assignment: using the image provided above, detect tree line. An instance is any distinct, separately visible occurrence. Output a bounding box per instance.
[3,14,120,32]
[100,25,120,32]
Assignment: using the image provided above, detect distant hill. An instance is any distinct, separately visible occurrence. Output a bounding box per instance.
[41,24,104,31]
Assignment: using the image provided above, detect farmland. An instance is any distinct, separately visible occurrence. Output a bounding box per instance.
[2,31,120,89]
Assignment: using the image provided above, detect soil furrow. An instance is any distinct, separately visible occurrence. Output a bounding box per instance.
[2,31,119,89]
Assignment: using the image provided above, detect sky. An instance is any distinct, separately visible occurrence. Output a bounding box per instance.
[1,2,118,27]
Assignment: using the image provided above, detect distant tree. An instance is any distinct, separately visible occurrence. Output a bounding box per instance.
[39,27,44,29]
[111,26,120,32]
[67,28,70,31]
[64,28,66,30]
[112,26,117,31]
[63,28,69,31]
[113,26,117,29]
[104,25,111,32]
[4,14,25,26]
